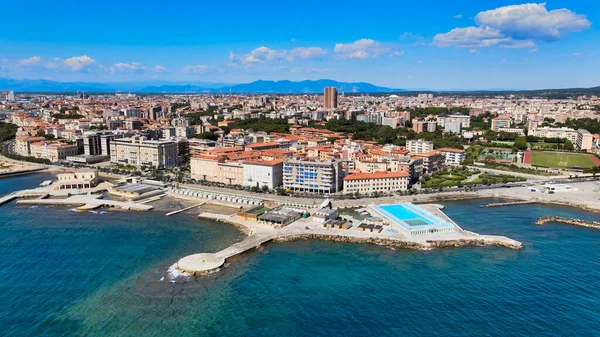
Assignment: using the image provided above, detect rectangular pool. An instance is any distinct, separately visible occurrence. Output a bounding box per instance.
[369,202,456,235]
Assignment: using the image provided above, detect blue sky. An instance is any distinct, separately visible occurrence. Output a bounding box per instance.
[0,1,598,90]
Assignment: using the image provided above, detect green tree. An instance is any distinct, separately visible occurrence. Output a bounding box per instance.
[513,136,528,151]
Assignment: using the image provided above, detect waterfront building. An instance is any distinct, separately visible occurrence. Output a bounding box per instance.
[242,159,284,190]
[283,158,343,194]
[407,139,434,154]
[324,87,338,109]
[30,141,79,162]
[15,136,45,156]
[343,171,409,195]
[413,151,445,174]
[109,136,178,168]
[437,148,466,166]
[54,169,99,190]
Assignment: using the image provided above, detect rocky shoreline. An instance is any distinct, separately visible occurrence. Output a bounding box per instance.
[273,233,523,250]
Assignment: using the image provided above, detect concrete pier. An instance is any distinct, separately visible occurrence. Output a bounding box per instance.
[0,193,17,206]
[165,202,206,216]
[16,194,153,211]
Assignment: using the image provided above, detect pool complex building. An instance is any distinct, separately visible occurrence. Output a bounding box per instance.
[369,203,458,236]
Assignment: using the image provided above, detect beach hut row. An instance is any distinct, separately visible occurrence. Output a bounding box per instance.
[172,188,263,206]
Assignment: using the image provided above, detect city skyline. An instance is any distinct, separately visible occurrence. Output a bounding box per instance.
[1,1,598,90]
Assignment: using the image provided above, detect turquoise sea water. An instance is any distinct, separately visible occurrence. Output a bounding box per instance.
[1,174,600,336]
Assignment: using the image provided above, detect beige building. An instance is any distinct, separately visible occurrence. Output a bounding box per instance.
[576,129,593,151]
[15,136,45,156]
[491,116,511,132]
[414,151,445,174]
[30,141,79,162]
[343,171,409,195]
[324,87,338,109]
[190,154,244,186]
[54,169,99,190]
[110,136,178,168]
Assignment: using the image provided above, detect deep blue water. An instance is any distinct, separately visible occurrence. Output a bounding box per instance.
[1,174,600,336]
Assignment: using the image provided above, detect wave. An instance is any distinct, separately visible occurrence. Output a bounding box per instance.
[166,263,190,282]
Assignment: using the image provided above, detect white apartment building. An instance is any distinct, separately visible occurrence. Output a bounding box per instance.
[343,171,409,195]
[110,136,178,168]
[242,159,284,190]
[437,148,466,166]
[407,139,434,154]
[498,128,525,136]
[528,127,579,143]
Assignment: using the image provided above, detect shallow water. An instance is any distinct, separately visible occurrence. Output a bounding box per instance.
[1,175,599,336]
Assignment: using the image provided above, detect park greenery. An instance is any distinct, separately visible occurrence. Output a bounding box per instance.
[0,123,18,142]
[233,117,290,133]
[420,168,526,189]
[189,132,219,141]
[52,113,84,119]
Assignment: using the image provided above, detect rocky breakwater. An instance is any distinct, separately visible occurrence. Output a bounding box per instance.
[535,216,600,230]
[274,234,522,250]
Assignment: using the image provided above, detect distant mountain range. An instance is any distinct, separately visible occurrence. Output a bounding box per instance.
[1,78,599,97]
[0,78,399,94]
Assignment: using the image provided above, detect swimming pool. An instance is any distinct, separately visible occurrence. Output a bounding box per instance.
[369,203,456,235]
[378,204,434,226]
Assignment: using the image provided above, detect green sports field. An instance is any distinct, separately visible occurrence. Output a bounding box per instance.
[530,151,599,169]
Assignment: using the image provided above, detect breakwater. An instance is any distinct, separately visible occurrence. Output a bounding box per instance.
[482,201,538,208]
[176,227,522,275]
[535,216,600,230]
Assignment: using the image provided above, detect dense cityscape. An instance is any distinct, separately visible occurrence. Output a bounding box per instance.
[2,87,600,197]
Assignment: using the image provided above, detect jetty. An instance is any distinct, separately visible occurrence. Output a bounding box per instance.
[0,193,17,206]
[166,202,206,216]
[482,200,538,208]
[16,194,153,211]
[535,216,600,230]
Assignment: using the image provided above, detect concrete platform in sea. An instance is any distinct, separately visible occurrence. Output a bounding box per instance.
[177,253,225,274]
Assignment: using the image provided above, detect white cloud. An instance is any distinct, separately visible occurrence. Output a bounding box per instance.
[18,56,42,66]
[475,3,591,41]
[63,55,95,71]
[470,49,480,54]
[110,62,146,74]
[287,47,327,61]
[334,39,398,59]
[501,58,507,63]
[230,46,326,64]
[153,65,167,72]
[434,3,590,50]
[572,52,582,56]
[433,26,535,49]
[182,65,208,74]
[454,14,463,19]
[529,47,539,53]
[17,55,96,72]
